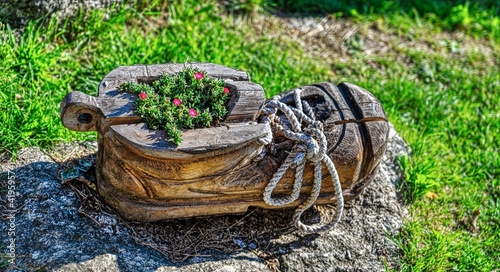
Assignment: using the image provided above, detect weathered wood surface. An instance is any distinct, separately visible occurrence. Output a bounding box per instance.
[60,62,261,145]
[60,63,389,222]
[111,122,271,159]
[97,63,250,98]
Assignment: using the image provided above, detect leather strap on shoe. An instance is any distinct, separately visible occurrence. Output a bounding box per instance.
[261,88,344,233]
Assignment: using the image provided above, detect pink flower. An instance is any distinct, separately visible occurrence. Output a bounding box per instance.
[189,108,198,117]
[139,92,147,100]
[223,87,230,94]
[194,72,204,80]
[173,98,182,106]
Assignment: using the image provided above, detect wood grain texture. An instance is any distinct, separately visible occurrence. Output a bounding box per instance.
[110,122,271,159]
[95,82,389,222]
[60,63,389,222]
[60,91,101,132]
[224,81,266,123]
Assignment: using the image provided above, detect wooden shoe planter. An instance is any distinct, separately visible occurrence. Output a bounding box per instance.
[60,63,389,231]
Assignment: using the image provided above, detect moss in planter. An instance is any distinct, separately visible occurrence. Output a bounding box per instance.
[119,67,230,145]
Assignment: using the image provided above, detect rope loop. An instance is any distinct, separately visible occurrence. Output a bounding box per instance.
[262,89,344,233]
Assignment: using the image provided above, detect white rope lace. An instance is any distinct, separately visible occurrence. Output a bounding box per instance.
[261,89,344,233]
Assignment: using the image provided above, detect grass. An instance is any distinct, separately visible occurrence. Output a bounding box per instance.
[304,3,499,271]
[0,0,499,270]
[308,4,499,269]
[0,19,97,157]
[270,0,499,40]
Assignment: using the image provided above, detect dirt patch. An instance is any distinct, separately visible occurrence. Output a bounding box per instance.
[254,14,498,71]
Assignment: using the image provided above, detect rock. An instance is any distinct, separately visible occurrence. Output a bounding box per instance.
[277,125,409,271]
[0,124,408,271]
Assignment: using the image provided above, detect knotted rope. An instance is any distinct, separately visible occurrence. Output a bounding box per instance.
[261,89,344,233]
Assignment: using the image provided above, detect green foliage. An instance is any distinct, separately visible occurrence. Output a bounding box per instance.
[268,0,500,40]
[394,222,458,271]
[398,154,439,203]
[119,68,229,145]
[444,1,500,39]
[0,19,96,158]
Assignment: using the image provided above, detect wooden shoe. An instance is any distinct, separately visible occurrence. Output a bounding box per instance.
[60,63,389,232]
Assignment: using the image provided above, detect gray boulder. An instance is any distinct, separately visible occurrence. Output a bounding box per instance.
[0,124,408,271]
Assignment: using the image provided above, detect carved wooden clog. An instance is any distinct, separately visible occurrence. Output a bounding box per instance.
[60,63,389,229]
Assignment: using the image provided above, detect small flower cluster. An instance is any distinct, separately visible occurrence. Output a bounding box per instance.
[119,67,230,146]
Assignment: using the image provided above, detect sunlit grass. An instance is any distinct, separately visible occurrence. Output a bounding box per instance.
[330,27,499,270]
[269,0,500,41]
